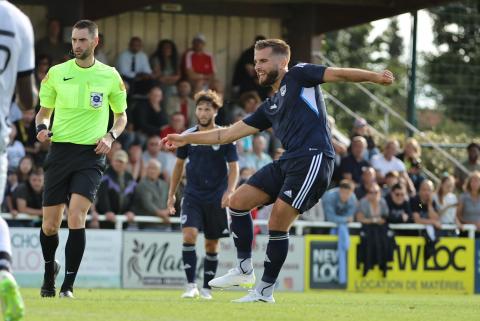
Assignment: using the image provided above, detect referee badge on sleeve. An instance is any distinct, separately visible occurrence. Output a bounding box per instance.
[90,92,104,108]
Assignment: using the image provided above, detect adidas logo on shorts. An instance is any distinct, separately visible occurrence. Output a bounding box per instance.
[283,190,292,198]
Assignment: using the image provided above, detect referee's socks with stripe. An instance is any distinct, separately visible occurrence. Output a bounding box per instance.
[256,230,289,297]
[60,228,86,292]
[229,208,253,274]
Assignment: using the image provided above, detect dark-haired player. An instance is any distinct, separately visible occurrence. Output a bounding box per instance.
[168,90,239,300]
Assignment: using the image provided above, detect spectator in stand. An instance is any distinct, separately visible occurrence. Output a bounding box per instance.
[433,175,458,226]
[385,183,411,224]
[130,159,170,224]
[95,150,137,228]
[183,33,216,92]
[323,179,357,225]
[165,79,196,126]
[273,148,285,161]
[245,134,273,171]
[381,171,400,197]
[238,167,255,187]
[151,39,180,107]
[106,141,122,166]
[116,36,154,95]
[14,109,36,156]
[355,166,377,200]
[339,136,370,185]
[240,91,262,116]
[455,142,480,190]
[232,35,269,99]
[16,155,34,184]
[410,180,441,229]
[371,139,414,191]
[456,171,480,230]
[356,183,388,225]
[407,159,426,192]
[6,126,25,172]
[328,116,348,184]
[350,118,379,160]
[142,136,172,180]
[16,168,44,221]
[160,112,186,138]
[34,54,52,89]
[94,33,109,65]
[235,139,250,169]
[35,18,69,65]
[2,171,19,217]
[127,142,145,182]
[398,138,422,171]
[135,86,169,137]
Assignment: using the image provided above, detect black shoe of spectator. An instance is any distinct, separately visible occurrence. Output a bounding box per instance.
[40,260,60,297]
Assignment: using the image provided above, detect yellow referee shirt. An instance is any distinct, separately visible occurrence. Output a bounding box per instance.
[39,59,127,145]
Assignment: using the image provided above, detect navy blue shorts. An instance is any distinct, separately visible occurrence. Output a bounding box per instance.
[180,195,230,239]
[247,153,334,213]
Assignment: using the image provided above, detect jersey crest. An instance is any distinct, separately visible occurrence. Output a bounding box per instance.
[90,92,103,108]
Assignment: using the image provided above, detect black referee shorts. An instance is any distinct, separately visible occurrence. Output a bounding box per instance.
[42,142,106,206]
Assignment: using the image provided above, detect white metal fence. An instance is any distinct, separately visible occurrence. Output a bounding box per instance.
[1,212,477,239]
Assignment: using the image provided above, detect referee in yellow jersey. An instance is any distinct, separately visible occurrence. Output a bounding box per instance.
[36,20,127,298]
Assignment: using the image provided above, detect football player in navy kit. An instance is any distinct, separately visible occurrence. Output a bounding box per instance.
[167,90,239,300]
[163,39,394,303]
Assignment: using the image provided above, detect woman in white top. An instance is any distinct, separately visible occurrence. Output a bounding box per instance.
[433,175,459,225]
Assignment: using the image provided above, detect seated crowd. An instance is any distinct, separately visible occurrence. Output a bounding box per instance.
[2,21,480,235]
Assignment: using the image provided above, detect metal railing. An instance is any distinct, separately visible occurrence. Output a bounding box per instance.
[1,212,476,239]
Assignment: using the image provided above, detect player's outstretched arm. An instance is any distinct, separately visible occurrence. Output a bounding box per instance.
[323,67,394,85]
[163,120,259,150]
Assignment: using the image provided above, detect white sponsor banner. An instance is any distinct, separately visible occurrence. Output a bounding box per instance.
[122,232,304,291]
[10,228,122,288]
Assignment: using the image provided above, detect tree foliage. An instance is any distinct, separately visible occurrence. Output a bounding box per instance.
[425,0,480,131]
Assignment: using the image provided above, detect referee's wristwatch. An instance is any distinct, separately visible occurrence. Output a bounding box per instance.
[108,131,117,141]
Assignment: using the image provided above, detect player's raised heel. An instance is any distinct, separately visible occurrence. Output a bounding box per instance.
[0,270,25,321]
[208,268,255,289]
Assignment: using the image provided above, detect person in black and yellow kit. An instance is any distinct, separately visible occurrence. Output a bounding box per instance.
[36,20,128,299]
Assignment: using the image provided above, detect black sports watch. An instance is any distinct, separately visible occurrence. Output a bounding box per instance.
[109,131,117,140]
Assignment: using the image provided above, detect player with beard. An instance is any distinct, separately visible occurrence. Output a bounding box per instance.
[167,90,239,300]
[163,39,394,303]
[36,20,127,298]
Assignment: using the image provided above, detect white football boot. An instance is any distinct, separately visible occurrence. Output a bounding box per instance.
[181,283,199,299]
[199,288,213,300]
[208,268,255,289]
[232,290,275,303]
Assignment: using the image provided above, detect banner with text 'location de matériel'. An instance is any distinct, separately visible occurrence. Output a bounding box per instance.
[348,236,474,294]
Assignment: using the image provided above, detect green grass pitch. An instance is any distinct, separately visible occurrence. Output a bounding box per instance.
[20,288,480,321]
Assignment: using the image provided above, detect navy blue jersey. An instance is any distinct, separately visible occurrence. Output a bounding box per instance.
[243,63,335,160]
[177,126,238,202]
